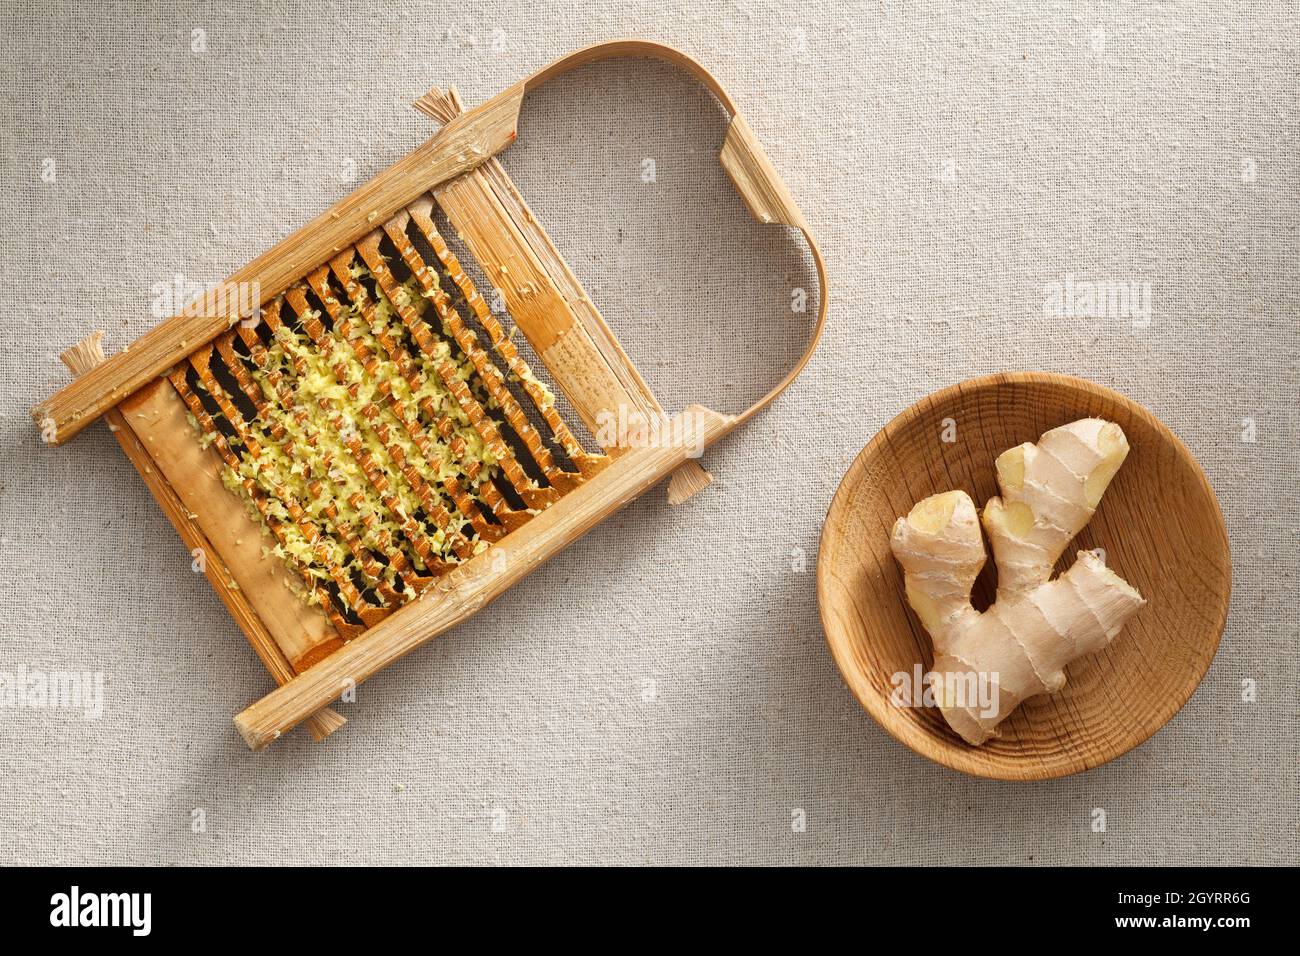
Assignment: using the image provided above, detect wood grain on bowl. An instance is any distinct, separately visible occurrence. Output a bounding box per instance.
[817,372,1231,780]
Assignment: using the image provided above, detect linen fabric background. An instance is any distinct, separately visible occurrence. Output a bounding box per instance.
[1,0,1295,865]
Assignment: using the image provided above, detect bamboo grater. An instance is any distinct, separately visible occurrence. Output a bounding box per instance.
[34,40,828,749]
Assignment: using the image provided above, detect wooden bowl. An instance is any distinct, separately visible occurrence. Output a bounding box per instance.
[818,372,1231,779]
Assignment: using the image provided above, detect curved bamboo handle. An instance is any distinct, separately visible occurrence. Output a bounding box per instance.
[519,39,829,433]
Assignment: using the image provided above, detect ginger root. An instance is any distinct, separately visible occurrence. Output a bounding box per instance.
[889,419,1145,745]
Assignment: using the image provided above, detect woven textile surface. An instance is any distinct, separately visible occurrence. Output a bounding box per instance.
[1,1,1295,864]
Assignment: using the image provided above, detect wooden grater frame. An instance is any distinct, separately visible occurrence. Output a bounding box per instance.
[33,40,828,749]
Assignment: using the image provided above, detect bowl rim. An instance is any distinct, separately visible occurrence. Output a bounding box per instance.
[816,370,1232,780]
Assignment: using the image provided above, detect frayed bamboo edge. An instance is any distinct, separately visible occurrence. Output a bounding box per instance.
[666,462,714,504]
